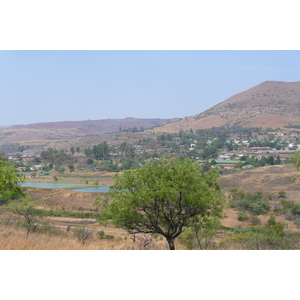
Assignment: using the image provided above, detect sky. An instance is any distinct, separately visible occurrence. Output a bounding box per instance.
[1,50,300,126]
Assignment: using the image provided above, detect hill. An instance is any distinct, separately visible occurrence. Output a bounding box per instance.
[0,117,174,152]
[154,81,300,133]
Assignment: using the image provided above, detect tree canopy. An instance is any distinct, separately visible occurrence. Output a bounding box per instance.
[0,156,25,205]
[293,151,300,171]
[95,157,224,250]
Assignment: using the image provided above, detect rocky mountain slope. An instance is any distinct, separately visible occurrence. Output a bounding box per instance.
[154,81,300,133]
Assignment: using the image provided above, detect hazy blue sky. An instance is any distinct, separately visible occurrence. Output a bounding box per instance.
[1,50,300,126]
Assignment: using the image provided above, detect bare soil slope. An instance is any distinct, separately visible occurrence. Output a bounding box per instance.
[155,81,300,133]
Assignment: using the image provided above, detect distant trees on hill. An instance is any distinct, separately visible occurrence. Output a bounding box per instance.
[84,142,110,160]
[40,148,73,166]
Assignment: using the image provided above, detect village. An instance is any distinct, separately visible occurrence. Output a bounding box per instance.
[1,126,299,177]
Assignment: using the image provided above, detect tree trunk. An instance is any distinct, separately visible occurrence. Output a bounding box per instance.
[166,237,176,250]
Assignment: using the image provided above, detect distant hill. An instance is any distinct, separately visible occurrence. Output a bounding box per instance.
[154,81,300,133]
[21,117,174,134]
[0,118,174,152]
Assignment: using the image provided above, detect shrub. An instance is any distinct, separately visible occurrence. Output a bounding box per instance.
[265,194,273,200]
[97,230,105,239]
[220,222,300,250]
[280,199,294,211]
[250,216,261,226]
[273,204,282,215]
[228,200,236,208]
[73,227,92,244]
[293,218,300,229]
[248,201,271,215]
[291,205,300,216]
[87,158,94,165]
[237,211,249,221]
[235,190,271,215]
[267,215,276,226]
[105,234,114,239]
[278,191,286,198]
[36,221,64,236]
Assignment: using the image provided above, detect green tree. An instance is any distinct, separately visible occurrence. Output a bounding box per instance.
[0,156,25,205]
[278,191,286,198]
[201,146,219,160]
[84,147,92,157]
[293,151,300,171]
[55,166,65,174]
[275,154,281,165]
[124,145,135,158]
[234,162,244,168]
[95,158,224,250]
[70,146,75,155]
[87,158,94,165]
[92,142,110,160]
[268,155,275,165]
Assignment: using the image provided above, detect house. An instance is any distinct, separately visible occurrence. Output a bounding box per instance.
[242,165,254,169]
[197,159,238,168]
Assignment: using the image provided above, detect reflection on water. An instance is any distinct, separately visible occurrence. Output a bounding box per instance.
[70,186,110,192]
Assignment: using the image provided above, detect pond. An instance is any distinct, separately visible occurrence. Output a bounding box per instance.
[70,186,110,192]
[21,182,85,188]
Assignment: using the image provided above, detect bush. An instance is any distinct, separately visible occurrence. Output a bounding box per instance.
[285,212,296,221]
[267,215,276,226]
[87,158,94,165]
[228,200,236,208]
[105,234,114,239]
[278,191,286,198]
[232,190,271,215]
[248,201,271,215]
[281,199,294,210]
[36,221,64,236]
[220,222,299,250]
[73,227,92,244]
[250,216,261,226]
[97,230,105,239]
[291,205,300,216]
[293,217,300,228]
[273,204,282,215]
[237,211,249,221]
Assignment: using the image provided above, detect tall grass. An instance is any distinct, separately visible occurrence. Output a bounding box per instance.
[0,222,171,250]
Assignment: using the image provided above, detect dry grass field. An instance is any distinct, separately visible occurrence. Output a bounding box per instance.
[2,164,300,250]
[219,164,300,202]
[218,164,300,232]
[0,213,177,250]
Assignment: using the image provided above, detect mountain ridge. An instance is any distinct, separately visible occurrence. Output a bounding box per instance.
[154,80,300,133]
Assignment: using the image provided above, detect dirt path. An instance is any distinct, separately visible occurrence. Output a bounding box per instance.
[44,216,127,234]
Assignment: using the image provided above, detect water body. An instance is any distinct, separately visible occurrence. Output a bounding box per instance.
[21,182,84,188]
[70,186,110,192]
